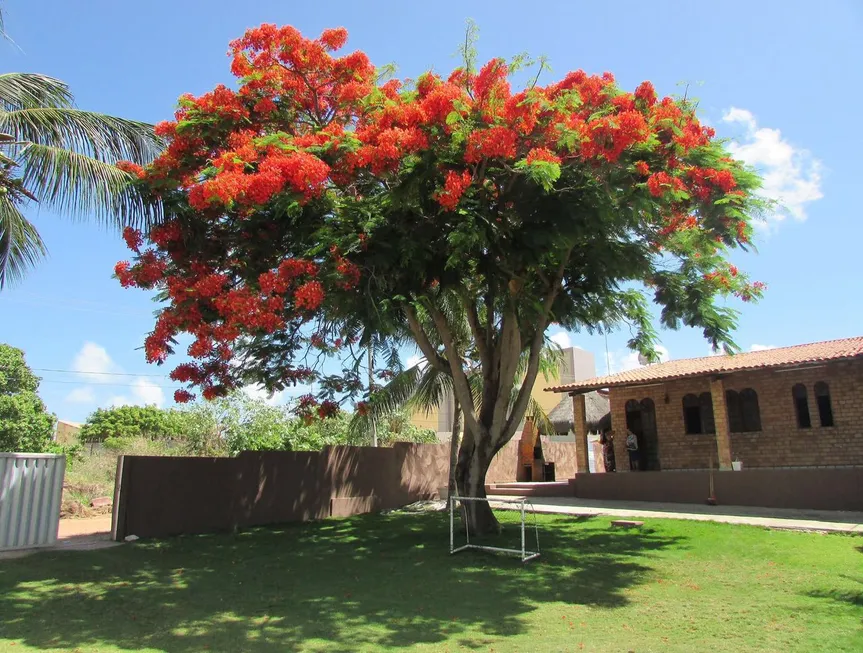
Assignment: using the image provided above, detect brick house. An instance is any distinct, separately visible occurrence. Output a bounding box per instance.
[547,336,863,474]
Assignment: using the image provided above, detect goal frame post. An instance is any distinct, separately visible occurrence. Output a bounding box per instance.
[448,495,540,563]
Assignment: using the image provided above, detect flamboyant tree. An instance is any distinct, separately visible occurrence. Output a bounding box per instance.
[116,24,766,532]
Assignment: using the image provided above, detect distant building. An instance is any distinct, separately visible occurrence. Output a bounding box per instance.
[54,420,82,445]
[548,336,863,473]
[410,346,604,440]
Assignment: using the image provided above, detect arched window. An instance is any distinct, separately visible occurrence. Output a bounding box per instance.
[683,393,715,434]
[792,384,811,428]
[740,388,762,432]
[814,382,834,427]
[682,394,701,434]
[726,390,742,433]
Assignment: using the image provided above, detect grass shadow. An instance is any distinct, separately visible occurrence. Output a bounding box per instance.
[0,511,685,652]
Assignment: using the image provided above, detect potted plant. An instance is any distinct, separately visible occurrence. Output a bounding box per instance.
[731,456,743,471]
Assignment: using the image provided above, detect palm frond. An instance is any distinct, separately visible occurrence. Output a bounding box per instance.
[18,143,161,228]
[348,365,423,440]
[537,339,565,382]
[1,107,161,161]
[0,194,46,287]
[408,365,450,414]
[0,73,73,111]
[524,394,555,435]
[514,339,565,383]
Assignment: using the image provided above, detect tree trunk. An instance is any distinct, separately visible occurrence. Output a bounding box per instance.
[368,344,377,447]
[455,429,500,535]
[448,399,462,498]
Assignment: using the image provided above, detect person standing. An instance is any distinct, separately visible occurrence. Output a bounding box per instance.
[600,430,616,472]
[626,429,640,471]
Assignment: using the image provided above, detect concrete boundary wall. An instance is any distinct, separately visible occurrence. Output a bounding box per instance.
[572,467,863,511]
[112,438,580,541]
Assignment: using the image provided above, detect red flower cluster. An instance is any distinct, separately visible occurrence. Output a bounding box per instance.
[294,281,325,311]
[526,148,561,165]
[435,170,472,211]
[122,227,142,253]
[464,126,518,164]
[116,161,146,179]
[174,389,195,403]
[647,172,686,197]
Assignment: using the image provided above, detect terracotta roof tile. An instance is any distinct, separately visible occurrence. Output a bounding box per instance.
[546,336,863,393]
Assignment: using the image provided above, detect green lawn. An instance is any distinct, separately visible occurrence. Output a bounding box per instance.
[1,511,861,652]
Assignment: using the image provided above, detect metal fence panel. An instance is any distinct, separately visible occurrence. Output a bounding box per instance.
[0,453,66,550]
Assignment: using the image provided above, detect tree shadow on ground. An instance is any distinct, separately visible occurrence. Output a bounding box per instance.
[805,543,863,620]
[807,574,863,610]
[0,512,685,652]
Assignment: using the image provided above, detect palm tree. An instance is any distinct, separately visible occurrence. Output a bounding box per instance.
[0,14,161,287]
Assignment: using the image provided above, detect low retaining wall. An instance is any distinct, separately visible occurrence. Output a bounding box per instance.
[573,467,863,511]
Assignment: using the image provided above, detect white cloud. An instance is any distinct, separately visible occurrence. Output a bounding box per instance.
[722,107,823,223]
[71,342,121,381]
[64,386,96,404]
[609,345,670,374]
[105,378,165,409]
[242,384,286,406]
[749,344,776,352]
[549,331,572,349]
[242,382,312,406]
[723,107,756,132]
[405,354,429,371]
[132,378,164,407]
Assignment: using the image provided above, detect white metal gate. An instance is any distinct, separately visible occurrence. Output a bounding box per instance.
[0,453,66,550]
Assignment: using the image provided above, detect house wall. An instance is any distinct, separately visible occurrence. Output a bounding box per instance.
[54,421,81,445]
[608,359,863,470]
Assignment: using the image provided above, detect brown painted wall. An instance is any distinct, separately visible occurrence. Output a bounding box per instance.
[114,443,450,540]
[573,468,863,511]
[114,440,578,540]
[485,438,579,483]
[608,360,863,470]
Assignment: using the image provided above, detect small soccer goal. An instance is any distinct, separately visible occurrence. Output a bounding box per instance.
[449,495,540,563]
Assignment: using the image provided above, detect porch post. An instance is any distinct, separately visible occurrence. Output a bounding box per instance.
[609,390,629,473]
[572,393,590,474]
[710,377,732,470]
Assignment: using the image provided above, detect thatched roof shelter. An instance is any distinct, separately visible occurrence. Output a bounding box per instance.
[547,391,610,434]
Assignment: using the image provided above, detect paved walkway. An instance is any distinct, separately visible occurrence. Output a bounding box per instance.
[0,516,117,560]
[488,496,863,533]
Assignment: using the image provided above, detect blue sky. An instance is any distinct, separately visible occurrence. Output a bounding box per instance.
[1,0,861,423]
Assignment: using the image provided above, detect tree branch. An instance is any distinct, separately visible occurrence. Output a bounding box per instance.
[426,301,487,442]
[500,247,573,443]
[461,292,491,374]
[402,304,448,373]
[489,299,521,439]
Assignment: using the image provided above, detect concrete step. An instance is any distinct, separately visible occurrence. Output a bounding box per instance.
[485,481,573,497]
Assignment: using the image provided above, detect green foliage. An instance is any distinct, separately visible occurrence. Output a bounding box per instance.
[0,343,55,453]
[181,392,435,456]
[371,411,438,446]
[0,341,40,394]
[79,405,188,443]
[0,65,161,287]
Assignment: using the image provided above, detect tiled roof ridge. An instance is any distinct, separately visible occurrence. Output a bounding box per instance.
[546,335,863,393]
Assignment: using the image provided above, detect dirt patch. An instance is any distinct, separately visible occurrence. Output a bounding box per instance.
[61,483,113,519]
